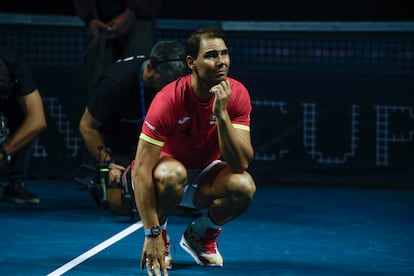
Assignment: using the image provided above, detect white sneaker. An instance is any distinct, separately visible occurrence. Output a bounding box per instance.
[179,223,223,266]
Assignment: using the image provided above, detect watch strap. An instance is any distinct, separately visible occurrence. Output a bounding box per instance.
[144,226,161,237]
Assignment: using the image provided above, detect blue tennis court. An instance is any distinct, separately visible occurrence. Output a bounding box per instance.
[1,179,413,275]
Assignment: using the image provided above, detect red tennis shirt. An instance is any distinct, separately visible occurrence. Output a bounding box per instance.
[140,75,252,169]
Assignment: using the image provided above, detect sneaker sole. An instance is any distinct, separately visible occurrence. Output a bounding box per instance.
[179,235,223,267]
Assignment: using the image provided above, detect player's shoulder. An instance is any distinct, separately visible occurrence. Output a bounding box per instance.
[227,76,249,93]
[159,75,190,94]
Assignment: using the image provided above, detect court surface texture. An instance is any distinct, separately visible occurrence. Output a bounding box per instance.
[1,179,413,275]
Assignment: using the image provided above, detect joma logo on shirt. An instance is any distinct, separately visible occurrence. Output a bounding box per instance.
[178,117,191,124]
[144,120,156,130]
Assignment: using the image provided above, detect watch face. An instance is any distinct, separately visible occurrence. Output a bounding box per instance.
[151,226,161,236]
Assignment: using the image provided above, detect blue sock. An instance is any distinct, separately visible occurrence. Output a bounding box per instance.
[192,214,221,236]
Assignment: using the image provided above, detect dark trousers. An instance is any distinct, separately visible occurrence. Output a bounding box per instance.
[6,139,35,183]
[0,102,36,184]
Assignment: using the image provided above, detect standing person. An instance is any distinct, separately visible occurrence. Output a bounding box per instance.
[79,40,188,214]
[0,46,47,204]
[131,26,256,275]
[73,0,162,96]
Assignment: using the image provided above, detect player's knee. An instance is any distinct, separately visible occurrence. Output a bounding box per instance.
[231,172,256,201]
[154,160,188,197]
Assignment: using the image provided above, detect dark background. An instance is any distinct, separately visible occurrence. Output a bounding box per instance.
[1,2,413,186]
[2,0,413,21]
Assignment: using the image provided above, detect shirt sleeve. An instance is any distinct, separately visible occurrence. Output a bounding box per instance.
[229,79,252,130]
[140,86,176,145]
[10,50,37,97]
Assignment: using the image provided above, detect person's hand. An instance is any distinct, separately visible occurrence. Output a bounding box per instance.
[210,80,231,118]
[108,163,126,183]
[106,9,136,40]
[88,19,110,38]
[140,236,168,276]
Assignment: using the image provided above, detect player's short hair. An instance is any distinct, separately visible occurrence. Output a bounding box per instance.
[186,26,227,58]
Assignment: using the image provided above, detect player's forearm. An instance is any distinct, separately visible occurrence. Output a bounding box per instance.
[216,113,253,172]
[132,168,160,229]
[132,140,163,229]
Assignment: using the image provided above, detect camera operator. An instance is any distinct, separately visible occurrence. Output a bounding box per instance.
[0,45,47,204]
[79,41,188,214]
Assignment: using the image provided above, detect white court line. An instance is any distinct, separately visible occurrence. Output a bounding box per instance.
[47,220,143,276]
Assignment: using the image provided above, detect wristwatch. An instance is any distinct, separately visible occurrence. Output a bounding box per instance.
[144,226,162,237]
[0,144,10,161]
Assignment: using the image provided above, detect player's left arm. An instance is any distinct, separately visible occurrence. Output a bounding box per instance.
[218,124,253,173]
[211,80,254,172]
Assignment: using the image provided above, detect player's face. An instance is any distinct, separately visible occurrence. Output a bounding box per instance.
[195,37,230,85]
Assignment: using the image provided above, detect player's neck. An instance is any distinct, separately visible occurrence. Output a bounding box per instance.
[191,76,213,102]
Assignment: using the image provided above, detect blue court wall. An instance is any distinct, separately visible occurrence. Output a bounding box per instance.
[1,14,413,187]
